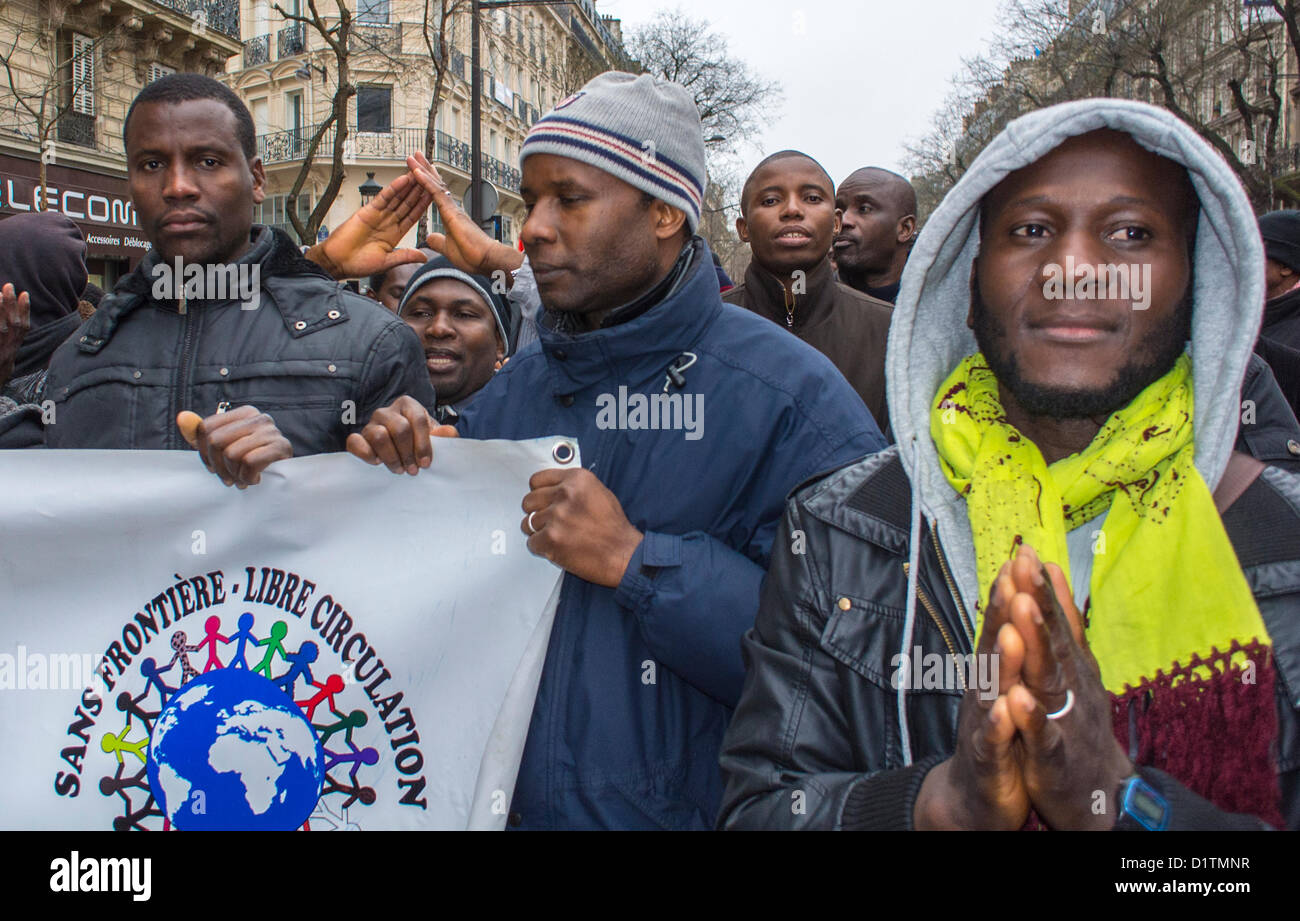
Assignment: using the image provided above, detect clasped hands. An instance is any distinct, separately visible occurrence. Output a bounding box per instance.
[914,545,1133,830]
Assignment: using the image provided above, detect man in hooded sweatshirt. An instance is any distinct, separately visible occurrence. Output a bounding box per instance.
[0,212,89,447]
[719,99,1300,831]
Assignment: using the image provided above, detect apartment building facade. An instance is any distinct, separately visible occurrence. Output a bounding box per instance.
[223,0,629,249]
[0,0,242,286]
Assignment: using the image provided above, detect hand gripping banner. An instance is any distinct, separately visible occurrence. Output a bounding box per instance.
[0,437,575,830]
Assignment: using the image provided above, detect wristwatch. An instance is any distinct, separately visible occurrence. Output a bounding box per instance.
[1115,773,1170,831]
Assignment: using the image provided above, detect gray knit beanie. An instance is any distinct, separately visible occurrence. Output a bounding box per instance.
[520,71,707,232]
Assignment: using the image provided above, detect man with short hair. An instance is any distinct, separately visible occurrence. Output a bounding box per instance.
[832,167,917,304]
[351,72,884,829]
[720,100,1300,831]
[725,150,894,433]
[367,248,435,313]
[42,74,436,486]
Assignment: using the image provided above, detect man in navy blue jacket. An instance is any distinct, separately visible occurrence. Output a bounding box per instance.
[348,72,884,829]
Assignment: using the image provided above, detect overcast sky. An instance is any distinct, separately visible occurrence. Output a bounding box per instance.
[599,0,1006,189]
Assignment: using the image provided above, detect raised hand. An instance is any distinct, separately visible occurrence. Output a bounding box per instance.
[0,282,31,387]
[304,172,433,280]
[406,152,524,276]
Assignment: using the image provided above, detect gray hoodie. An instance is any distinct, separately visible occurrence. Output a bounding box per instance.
[886,99,1266,762]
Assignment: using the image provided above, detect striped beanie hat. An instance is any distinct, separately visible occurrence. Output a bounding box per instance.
[520,71,707,232]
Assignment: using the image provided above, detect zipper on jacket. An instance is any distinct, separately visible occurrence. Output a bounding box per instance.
[931,525,975,644]
[172,296,198,450]
[902,561,966,692]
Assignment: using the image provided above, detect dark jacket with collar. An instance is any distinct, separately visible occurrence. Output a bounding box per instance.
[722,257,894,435]
[718,445,1300,830]
[456,237,886,829]
[44,226,436,452]
[1263,287,1300,351]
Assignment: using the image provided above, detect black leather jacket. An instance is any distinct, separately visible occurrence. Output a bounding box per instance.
[44,226,436,452]
[718,444,1300,830]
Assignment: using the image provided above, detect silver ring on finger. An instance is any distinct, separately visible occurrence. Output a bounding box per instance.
[1045,688,1075,720]
[526,510,537,535]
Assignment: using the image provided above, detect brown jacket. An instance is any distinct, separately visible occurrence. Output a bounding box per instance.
[723,257,894,434]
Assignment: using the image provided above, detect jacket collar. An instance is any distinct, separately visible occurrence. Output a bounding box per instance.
[1264,286,1300,331]
[76,226,332,354]
[742,255,835,330]
[538,236,721,395]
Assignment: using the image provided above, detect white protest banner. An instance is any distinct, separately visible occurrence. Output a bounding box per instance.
[0,436,575,830]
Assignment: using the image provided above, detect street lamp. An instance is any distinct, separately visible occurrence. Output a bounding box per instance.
[358,172,382,206]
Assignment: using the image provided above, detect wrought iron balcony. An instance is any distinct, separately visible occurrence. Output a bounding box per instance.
[481,153,520,192]
[149,0,241,40]
[255,124,520,192]
[277,23,305,58]
[349,22,401,55]
[244,33,270,67]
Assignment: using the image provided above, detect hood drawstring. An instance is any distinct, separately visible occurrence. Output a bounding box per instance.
[898,435,924,767]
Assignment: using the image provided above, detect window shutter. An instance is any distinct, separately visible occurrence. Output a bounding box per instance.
[148,63,175,84]
[71,33,95,116]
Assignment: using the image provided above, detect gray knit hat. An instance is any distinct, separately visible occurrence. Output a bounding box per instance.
[520,71,707,232]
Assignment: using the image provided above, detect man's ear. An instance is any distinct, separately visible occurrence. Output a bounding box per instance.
[735,215,750,243]
[832,208,842,236]
[250,156,267,206]
[899,214,916,244]
[653,200,687,242]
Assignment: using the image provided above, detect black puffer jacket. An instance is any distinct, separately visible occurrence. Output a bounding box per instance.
[717,448,1300,830]
[44,226,436,451]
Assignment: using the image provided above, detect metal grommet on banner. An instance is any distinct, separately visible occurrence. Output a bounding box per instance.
[552,441,576,465]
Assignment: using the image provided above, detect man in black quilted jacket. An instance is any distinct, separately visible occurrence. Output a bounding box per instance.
[43,74,435,487]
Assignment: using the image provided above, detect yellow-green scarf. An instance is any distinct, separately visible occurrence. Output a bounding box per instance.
[930,352,1265,693]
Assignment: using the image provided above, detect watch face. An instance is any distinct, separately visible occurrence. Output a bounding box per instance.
[1131,789,1162,819]
[1124,777,1170,831]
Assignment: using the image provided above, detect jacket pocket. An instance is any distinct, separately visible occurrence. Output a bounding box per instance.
[820,595,963,697]
[49,365,156,449]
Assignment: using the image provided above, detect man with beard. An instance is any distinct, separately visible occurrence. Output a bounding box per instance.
[347,72,884,829]
[720,100,1300,830]
[832,167,917,304]
[725,151,894,433]
[42,74,435,486]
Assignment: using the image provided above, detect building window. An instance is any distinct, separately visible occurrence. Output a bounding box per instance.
[69,33,95,116]
[255,193,312,234]
[147,63,175,85]
[358,0,389,25]
[357,85,392,133]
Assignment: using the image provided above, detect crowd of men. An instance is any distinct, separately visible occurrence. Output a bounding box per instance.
[4,71,1300,830]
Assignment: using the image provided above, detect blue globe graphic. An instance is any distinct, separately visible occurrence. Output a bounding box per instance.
[145,668,324,830]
